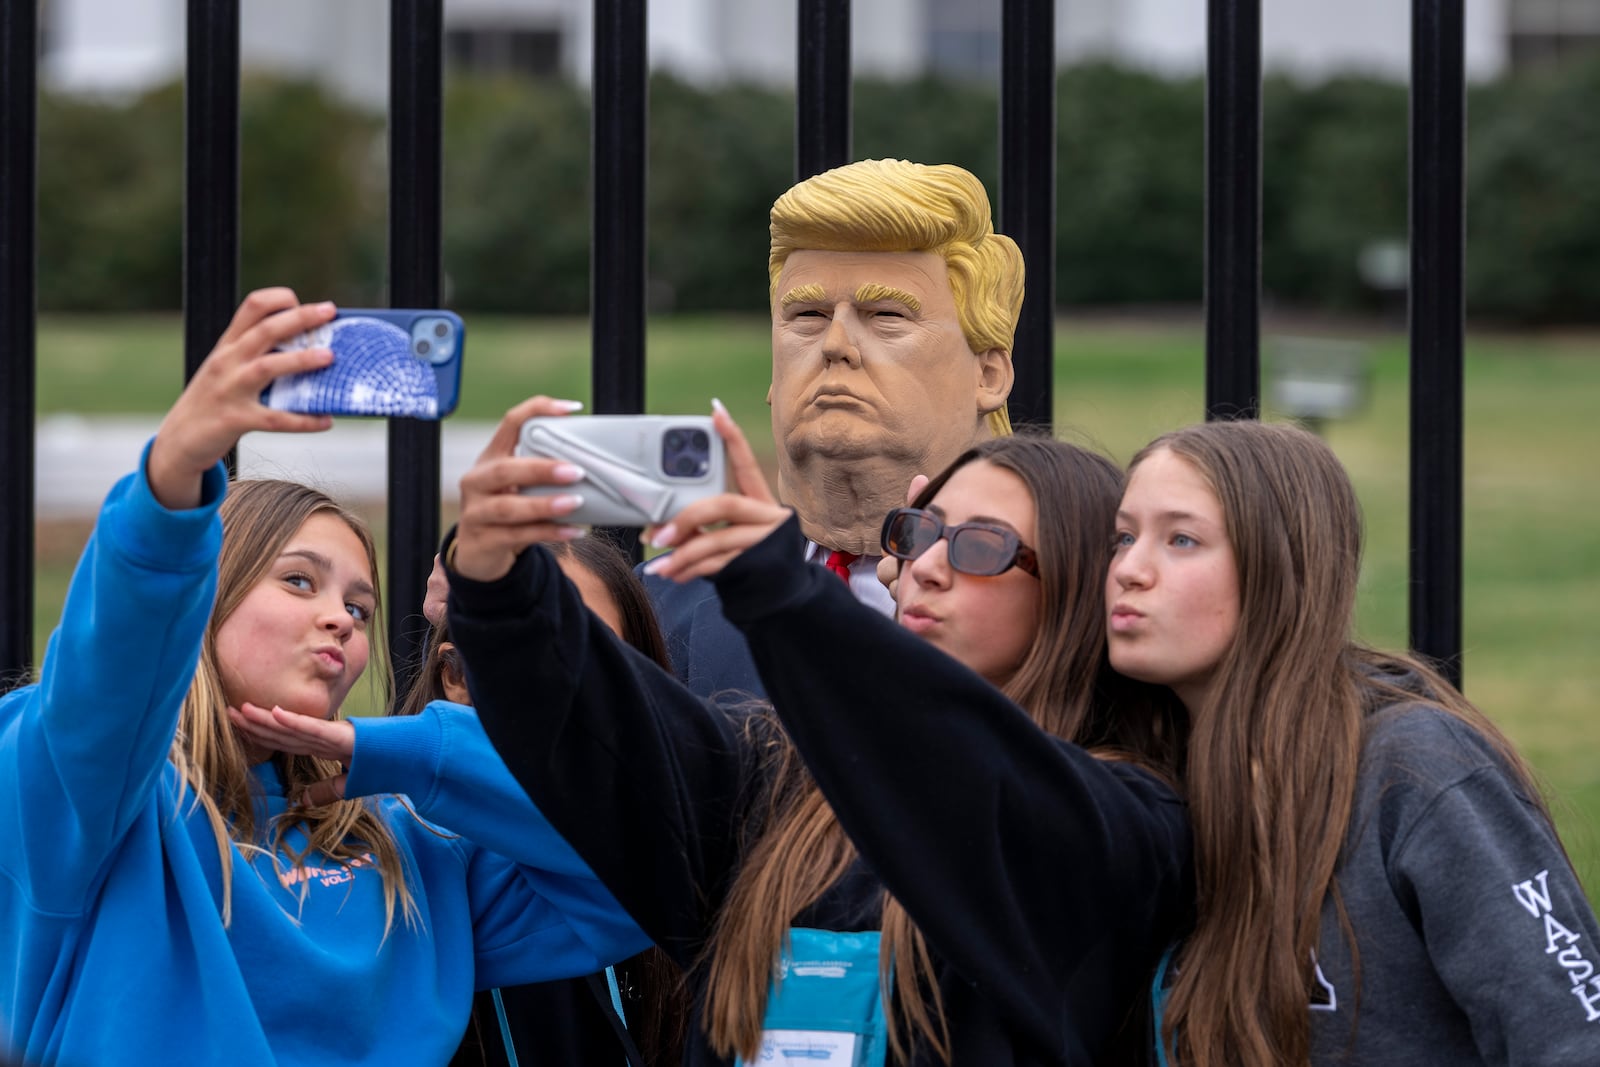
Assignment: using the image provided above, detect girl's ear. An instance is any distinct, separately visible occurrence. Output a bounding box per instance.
[439,642,471,705]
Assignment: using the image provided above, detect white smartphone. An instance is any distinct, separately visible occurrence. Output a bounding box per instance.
[515,414,727,527]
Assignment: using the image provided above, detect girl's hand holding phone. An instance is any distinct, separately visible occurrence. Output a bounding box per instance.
[640,400,792,584]
[146,288,340,510]
[451,395,591,583]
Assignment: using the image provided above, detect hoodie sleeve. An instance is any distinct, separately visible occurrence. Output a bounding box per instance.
[462,842,655,989]
[1388,749,1600,1063]
[712,514,1194,1055]
[346,701,601,878]
[0,443,225,915]
[445,538,759,968]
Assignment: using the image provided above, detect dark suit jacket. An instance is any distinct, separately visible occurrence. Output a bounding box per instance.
[638,571,767,700]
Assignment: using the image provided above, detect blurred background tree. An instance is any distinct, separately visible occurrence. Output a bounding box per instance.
[33,56,1600,323]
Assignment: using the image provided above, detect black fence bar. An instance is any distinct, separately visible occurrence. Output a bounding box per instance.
[590,0,648,417]
[0,0,38,686]
[590,0,649,561]
[183,0,240,467]
[796,0,851,181]
[388,0,445,697]
[1408,0,1466,688]
[1203,0,1262,420]
[1000,0,1056,432]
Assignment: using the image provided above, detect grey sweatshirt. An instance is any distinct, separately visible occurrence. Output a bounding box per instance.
[1310,703,1600,1063]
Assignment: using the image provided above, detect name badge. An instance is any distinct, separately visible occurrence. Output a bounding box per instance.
[737,928,888,1067]
[754,1028,859,1063]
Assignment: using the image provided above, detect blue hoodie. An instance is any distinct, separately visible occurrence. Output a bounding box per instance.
[0,454,650,1067]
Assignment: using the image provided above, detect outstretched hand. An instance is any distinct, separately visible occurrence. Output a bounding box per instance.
[227,702,353,807]
[147,288,342,510]
[640,400,792,584]
[450,395,590,583]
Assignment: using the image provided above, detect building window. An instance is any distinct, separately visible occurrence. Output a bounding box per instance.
[446,27,563,81]
[925,0,1001,82]
[1508,0,1600,70]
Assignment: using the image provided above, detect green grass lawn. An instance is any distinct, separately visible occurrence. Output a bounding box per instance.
[29,311,1600,893]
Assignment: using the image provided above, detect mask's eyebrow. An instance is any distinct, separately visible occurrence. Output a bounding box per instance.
[853,283,921,312]
[779,283,827,309]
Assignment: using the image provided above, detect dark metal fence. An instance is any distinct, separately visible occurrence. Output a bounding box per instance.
[1204,0,1262,422]
[0,0,1466,692]
[1,0,37,684]
[1409,0,1467,688]
[387,0,447,697]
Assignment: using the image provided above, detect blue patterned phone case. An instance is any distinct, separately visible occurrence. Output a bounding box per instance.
[264,308,464,419]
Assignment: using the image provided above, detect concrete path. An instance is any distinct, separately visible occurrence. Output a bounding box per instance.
[35,415,499,519]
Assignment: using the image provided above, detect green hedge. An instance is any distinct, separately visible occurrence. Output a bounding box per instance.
[33,58,1600,323]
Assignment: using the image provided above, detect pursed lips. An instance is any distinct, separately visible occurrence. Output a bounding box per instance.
[310,646,346,676]
[810,383,870,407]
[898,603,940,634]
[1108,603,1146,633]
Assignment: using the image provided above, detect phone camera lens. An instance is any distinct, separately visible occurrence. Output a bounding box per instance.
[664,430,686,451]
[434,322,449,338]
[414,339,432,357]
[674,455,705,477]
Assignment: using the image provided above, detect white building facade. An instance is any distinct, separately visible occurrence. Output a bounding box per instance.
[43,0,1527,109]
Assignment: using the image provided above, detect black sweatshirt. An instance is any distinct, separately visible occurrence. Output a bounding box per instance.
[446,515,1194,1066]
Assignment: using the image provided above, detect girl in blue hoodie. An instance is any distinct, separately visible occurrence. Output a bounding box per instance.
[0,289,649,1066]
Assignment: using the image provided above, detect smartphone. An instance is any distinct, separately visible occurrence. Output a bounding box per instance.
[264,308,464,419]
[515,415,727,527]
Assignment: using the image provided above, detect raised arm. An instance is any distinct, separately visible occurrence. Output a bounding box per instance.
[0,290,342,913]
[712,516,1193,1050]
[442,398,762,964]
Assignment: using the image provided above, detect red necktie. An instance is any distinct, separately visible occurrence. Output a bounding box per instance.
[823,549,858,583]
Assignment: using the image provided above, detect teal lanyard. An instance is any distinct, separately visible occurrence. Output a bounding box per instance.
[606,964,628,1024]
[491,966,625,1067]
[1151,945,1177,1067]
[491,988,519,1067]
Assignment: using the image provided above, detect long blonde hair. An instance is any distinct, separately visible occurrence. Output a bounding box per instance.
[169,479,415,930]
[1140,421,1554,1067]
[768,158,1023,437]
[703,437,1184,1064]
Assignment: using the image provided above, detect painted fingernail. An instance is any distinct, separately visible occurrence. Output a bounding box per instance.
[553,399,585,412]
[316,301,337,313]
[711,397,727,415]
[550,493,584,514]
[552,463,585,483]
[642,557,666,575]
[649,523,678,549]
[557,526,587,540]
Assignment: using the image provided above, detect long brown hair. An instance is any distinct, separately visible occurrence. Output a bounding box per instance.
[1140,421,1552,1067]
[169,479,414,930]
[704,434,1184,1064]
